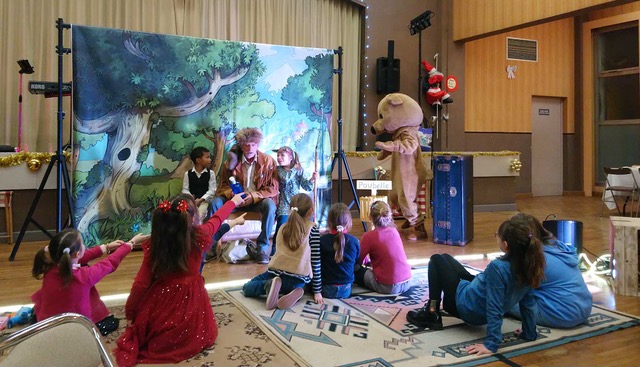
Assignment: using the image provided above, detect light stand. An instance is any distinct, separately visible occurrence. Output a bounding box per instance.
[10,18,74,261]
[330,47,364,230]
[409,10,436,224]
[17,60,35,152]
[409,10,433,111]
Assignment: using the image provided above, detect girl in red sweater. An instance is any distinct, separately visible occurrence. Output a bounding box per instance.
[31,228,146,335]
[355,201,412,294]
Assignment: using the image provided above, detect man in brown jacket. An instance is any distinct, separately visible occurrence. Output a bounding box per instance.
[211,128,279,263]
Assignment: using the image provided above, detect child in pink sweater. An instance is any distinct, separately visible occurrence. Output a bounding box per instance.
[32,228,147,335]
[355,201,412,294]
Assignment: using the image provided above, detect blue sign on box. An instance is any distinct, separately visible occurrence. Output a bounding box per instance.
[418,127,432,151]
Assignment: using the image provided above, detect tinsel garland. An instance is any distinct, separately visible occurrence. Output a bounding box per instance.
[0,151,72,169]
[344,150,520,158]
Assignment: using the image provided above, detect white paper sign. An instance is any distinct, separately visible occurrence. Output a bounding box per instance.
[357,180,392,191]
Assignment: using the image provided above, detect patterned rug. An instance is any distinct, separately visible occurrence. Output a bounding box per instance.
[1,292,304,367]
[102,291,304,366]
[225,268,640,367]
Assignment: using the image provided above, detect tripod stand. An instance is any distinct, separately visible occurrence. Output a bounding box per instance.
[330,47,364,230]
[9,18,74,261]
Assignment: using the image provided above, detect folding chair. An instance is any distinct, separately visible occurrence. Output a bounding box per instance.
[0,313,114,367]
[601,167,639,216]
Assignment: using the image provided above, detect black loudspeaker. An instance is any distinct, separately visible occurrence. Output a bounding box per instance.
[376,40,400,94]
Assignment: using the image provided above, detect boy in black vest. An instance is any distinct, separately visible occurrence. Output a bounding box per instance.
[182,146,217,223]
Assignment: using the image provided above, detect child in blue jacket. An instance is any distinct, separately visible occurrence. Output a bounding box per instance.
[508,213,592,328]
[407,217,546,355]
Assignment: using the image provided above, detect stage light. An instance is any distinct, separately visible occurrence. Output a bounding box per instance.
[409,10,433,35]
[17,59,35,74]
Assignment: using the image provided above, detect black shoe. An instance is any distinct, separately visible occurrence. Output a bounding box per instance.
[96,315,120,336]
[256,253,270,264]
[406,306,443,330]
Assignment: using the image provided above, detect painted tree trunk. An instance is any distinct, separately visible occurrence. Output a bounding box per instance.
[77,112,152,233]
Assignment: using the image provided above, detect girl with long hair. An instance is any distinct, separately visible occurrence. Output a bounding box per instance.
[319,203,360,298]
[407,216,546,355]
[243,193,323,309]
[115,192,244,366]
[508,212,592,328]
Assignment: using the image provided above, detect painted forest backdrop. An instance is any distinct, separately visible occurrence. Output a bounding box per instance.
[72,25,334,247]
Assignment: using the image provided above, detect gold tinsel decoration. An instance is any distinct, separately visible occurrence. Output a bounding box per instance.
[510,159,523,172]
[345,150,520,159]
[0,151,71,170]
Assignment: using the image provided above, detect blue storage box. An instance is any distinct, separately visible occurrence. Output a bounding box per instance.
[432,155,474,246]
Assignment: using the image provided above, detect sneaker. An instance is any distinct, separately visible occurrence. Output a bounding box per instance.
[406,306,443,330]
[277,287,304,309]
[265,277,282,310]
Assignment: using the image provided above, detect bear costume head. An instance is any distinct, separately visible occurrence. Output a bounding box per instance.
[370,93,423,136]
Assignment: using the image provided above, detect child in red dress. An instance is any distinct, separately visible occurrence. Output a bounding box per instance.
[114,192,243,367]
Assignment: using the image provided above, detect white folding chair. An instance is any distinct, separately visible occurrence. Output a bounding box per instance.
[601,167,639,216]
[0,313,114,367]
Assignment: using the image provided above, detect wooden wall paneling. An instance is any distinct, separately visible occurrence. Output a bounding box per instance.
[581,11,640,196]
[465,19,574,134]
[453,0,618,41]
[587,1,640,20]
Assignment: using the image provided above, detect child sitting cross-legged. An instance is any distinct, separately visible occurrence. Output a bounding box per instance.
[319,203,360,299]
[31,229,147,336]
[242,193,323,309]
[115,192,244,366]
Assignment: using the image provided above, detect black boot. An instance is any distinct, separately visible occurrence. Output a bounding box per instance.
[406,301,443,330]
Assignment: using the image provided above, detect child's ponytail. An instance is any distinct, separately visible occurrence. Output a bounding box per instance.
[334,226,345,263]
[525,235,546,288]
[32,247,53,279]
[281,194,314,251]
[327,203,352,263]
[58,247,74,285]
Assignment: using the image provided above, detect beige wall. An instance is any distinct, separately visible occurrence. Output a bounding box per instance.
[359,0,442,150]
[464,19,575,134]
[452,0,619,41]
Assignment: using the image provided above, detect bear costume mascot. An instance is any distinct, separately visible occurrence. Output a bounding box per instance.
[371,93,432,240]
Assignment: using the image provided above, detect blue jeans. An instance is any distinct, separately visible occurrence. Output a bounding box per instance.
[271,214,288,256]
[242,272,306,297]
[322,284,352,299]
[199,223,230,274]
[211,196,276,256]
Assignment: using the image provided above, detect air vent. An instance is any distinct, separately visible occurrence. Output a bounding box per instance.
[506,37,537,62]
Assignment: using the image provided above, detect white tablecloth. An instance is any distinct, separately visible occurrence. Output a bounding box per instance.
[604,165,640,210]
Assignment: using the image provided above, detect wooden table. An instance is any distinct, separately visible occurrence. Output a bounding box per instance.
[610,216,640,297]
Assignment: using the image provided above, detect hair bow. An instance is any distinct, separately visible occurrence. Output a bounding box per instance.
[176,199,189,213]
[158,200,171,213]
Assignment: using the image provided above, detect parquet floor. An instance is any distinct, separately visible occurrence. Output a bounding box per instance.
[1,195,638,366]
